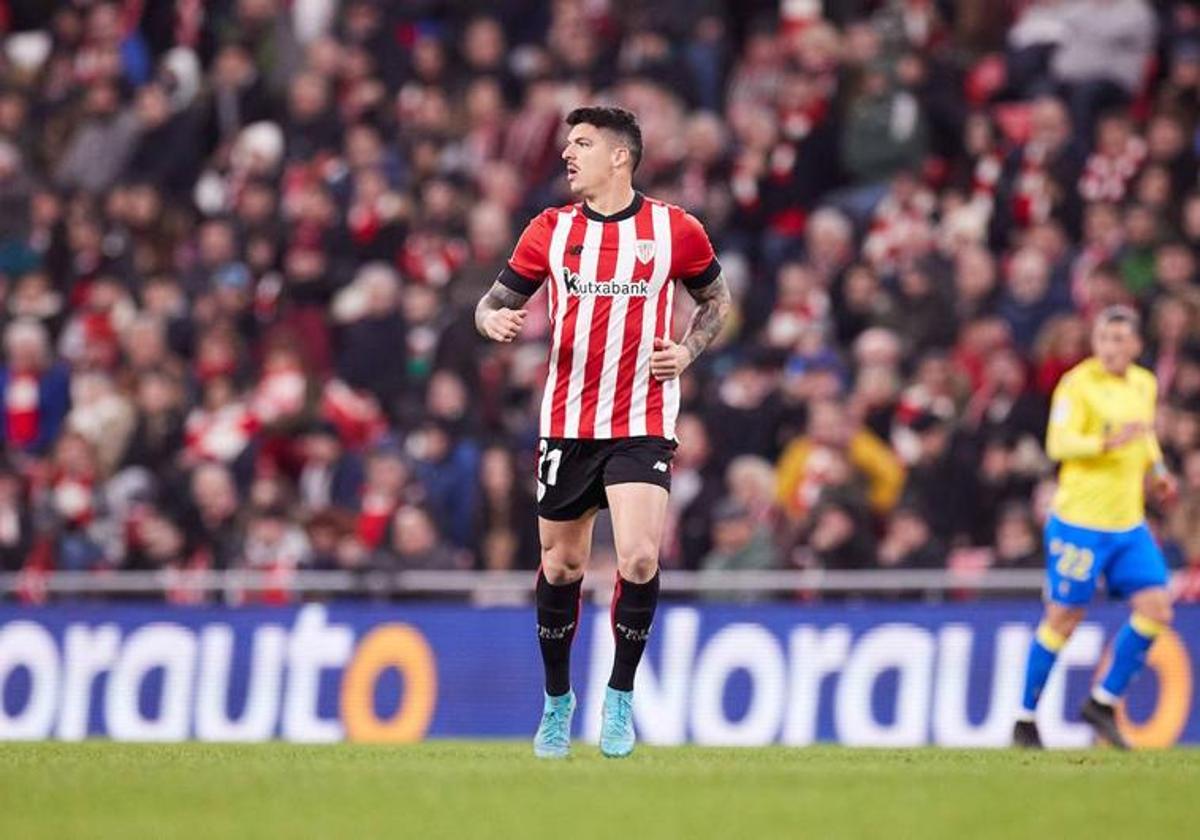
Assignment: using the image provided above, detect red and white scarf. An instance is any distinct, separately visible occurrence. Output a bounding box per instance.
[1079,137,1146,204]
[5,373,40,449]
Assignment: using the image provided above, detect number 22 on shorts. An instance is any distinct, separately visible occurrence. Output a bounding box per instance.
[1051,538,1095,581]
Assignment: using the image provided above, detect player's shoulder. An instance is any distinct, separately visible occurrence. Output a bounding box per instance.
[518,204,579,239]
[1058,358,1101,390]
[641,194,675,211]
[1129,364,1158,390]
[643,194,699,220]
[533,203,580,223]
[642,195,709,240]
[1128,363,1156,382]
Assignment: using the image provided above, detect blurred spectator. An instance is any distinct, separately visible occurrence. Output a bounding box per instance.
[700,497,778,579]
[806,494,876,571]
[43,431,104,571]
[1050,0,1156,135]
[124,502,188,573]
[998,247,1069,351]
[119,370,185,476]
[0,319,70,457]
[243,503,310,572]
[776,399,905,523]
[842,59,929,187]
[1033,314,1088,396]
[898,412,979,545]
[964,346,1048,445]
[183,462,243,571]
[333,262,408,413]
[410,370,482,548]
[995,95,1084,239]
[833,263,895,346]
[892,263,956,354]
[992,502,1043,568]
[54,80,140,194]
[726,455,779,527]
[384,505,465,571]
[0,463,32,571]
[355,440,413,552]
[65,371,134,477]
[973,430,1042,545]
[703,357,784,471]
[296,420,363,514]
[1146,293,1200,395]
[665,412,723,569]
[472,444,538,572]
[0,2,1197,601]
[878,503,946,570]
[305,508,357,572]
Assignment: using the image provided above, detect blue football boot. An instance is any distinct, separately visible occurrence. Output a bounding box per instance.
[533,690,576,758]
[599,686,636,758]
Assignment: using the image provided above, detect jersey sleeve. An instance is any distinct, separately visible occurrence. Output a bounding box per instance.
[671,209,721,290]
[1046,374,1103,461]
[499,211,553,296]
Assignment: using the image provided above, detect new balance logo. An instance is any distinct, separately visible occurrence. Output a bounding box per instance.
[653,461,668,473]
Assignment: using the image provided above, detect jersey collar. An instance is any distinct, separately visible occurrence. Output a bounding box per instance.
[1086,357,1131,382]
[581,191,643,223]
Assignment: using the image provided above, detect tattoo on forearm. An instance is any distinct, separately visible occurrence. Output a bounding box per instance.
[475,280,531,334]
[681,273,732,362]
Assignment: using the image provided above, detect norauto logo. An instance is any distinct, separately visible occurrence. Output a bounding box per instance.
[563,268,649,297]
[0,605,437,743]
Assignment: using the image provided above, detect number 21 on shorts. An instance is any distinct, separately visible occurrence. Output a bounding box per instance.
[537,440,562,501]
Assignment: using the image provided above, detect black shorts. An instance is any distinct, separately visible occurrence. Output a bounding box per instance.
[536,435,677,521]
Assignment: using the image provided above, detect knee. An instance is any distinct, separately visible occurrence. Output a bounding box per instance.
[1045,606,1086,639]
[616,542,659,583]
[1135,601,1173,629]
[1131,587,1174,628]
[540,543,586,584]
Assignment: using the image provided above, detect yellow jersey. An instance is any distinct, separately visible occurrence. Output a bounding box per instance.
[1046,358,1163,530]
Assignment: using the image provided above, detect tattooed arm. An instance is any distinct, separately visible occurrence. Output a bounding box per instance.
[680,272,733,362]
[649,272,733,381]
[475,279,533,342]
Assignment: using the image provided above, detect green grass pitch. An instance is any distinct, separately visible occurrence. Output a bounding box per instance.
[0,742,1194,839]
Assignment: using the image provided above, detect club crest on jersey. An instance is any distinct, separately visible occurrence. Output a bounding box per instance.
[635,240,656,264]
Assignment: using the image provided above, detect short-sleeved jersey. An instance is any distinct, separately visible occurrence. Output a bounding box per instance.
[1046,357,1163,530]
[499,192,720,440]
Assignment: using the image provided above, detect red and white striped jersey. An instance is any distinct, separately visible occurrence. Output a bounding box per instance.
[499,193,720,440]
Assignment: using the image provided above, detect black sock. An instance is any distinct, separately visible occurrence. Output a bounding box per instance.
[536,569,582,697]
[608,571,660,692]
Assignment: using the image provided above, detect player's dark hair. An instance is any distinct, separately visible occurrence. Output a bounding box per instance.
[565,106,643,172]
[1097,304,1141,333]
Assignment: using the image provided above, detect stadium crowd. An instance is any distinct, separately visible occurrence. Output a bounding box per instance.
[1,0,1200,602]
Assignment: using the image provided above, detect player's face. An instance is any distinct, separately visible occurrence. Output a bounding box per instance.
[562,124,621,196]
[1092,320,1141,374]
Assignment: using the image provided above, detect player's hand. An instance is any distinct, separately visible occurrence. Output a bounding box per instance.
[650,337,692,381]
[1152,471,1179,506]
[480,307,527,342]
[1103,421,1147,451]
